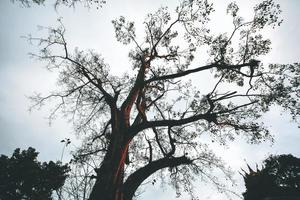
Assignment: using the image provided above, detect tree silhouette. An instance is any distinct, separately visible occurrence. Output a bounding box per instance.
[242,154,300,200]
[18,0,300,199]
[0,147,69,200]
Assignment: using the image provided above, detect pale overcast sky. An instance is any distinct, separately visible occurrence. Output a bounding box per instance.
[0,0,300,199]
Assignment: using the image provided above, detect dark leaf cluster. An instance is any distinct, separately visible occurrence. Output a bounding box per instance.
[0,147,69,200]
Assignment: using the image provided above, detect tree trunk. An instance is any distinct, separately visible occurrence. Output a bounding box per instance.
[88,139,129,200]
[88,108,129,200]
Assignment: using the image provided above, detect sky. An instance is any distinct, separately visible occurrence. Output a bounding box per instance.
[0,0,300,199]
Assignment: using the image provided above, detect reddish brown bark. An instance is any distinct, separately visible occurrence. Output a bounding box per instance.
[88,138,129,200]
[88,105,130,200]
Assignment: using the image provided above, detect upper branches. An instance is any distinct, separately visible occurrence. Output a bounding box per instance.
[26,20,119,132]
[26,0,299,198]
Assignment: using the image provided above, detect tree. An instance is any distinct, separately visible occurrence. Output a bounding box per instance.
[0,147,69,200]
[242,154,300,200]
[22,0,299,199]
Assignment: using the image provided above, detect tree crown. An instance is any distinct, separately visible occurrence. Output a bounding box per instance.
[23,0,300,198]
[0,147,69,200]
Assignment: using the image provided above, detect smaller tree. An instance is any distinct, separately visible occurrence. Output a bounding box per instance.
[242,154,300,200]
[0,147,69,200]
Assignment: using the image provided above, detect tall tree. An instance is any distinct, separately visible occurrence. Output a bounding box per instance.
[24,0,299,199]
[0,147,69,200]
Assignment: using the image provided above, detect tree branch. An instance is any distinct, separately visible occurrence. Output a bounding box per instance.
[128,112,214,138]
[123,156,192,200]
[145,62,253,84]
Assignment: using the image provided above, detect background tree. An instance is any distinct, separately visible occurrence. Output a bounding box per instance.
[0,147,69,200]
[242,154,300,200]
[24,0,300,199]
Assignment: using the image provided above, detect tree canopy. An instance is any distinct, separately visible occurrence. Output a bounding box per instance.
[0,147,69,200]
[16,0,300,199]
[242,154,300,200]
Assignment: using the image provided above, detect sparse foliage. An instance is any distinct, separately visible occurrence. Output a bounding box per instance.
[22,0,299,199]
